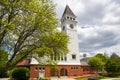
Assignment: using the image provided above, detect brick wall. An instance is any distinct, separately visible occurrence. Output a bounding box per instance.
[30,65,96,78]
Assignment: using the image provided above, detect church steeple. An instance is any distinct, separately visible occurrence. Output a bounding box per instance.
[61,5,77,31]
[60,5,80,65]
[62,5,76,18]
[61,5,77,23]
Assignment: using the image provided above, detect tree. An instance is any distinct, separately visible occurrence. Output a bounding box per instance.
[88,56,104,72]
[110,53,120,62]
[0,0,69,70]
[105,59,119,76]
[95,53,108,62]
[0,50,8,77]
[95,53,108,75]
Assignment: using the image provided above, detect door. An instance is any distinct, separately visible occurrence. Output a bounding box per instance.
[39,70,45,78]
[60,68,67,76]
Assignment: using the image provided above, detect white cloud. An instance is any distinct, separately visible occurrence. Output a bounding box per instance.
[53,0,120,56]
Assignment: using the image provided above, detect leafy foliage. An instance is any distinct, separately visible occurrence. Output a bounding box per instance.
[90,53,120,76]
[0,50,8,77]
[0,0,69,68]
[88,56,104,71]
[10,67,29,80]
[95,53,108,63]
[105,59,120,76]
[110,53,120,62]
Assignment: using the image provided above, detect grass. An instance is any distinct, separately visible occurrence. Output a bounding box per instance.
[75,75,120,80]
[75,78,88,80]
[75,75,109,80]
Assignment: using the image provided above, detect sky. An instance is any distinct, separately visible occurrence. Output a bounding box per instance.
[53,0,120,56]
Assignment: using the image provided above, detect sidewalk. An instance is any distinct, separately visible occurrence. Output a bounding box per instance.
[0,78,75,80]
[50,77,75,80]
[0,78,9,80]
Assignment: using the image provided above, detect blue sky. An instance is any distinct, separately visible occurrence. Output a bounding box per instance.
[53,0,120,56]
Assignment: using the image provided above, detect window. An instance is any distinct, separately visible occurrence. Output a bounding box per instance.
[64,56,67,61]
[70,24,74,29]
[71,66,78,70]
[64,17,66,20]
[43,67,45,70]
[61,57,63,61]
[39,67,41,70]
[35,67,38,71]
[67,16,69,19]
[72,54,76,59]
[62,26,65,30]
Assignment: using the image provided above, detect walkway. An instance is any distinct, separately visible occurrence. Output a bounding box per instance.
[0,78,75,80]
[0,78,9,80]
[50,77,75,80]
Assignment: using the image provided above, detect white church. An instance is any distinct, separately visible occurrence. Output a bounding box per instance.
[17,5,97,79]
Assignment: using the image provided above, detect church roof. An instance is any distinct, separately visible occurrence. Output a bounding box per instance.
[62,5,76,17]
[17,59,31,66]
[80,57,89,66]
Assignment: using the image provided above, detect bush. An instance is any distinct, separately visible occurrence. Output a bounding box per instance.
[95,75,104,79]
[10,67,29,80]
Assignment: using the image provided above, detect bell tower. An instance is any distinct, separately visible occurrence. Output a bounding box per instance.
[60,5,80,65]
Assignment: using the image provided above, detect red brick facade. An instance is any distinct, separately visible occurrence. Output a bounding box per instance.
[30,65,95,78]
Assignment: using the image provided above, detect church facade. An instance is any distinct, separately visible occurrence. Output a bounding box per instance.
[17,5,97,79]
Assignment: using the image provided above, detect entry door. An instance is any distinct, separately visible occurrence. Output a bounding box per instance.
[39,71,45,78]
[60,68,67,76]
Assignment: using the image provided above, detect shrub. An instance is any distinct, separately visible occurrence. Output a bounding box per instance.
[95,75,104,79]
[10,67,29,80]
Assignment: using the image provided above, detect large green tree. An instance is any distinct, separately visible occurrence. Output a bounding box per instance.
[95,53,108,74]
[108,53,120,75]
[95,53,108,62]
[88,56,104,72]
[0,0,69,69]
[105,59,119,76]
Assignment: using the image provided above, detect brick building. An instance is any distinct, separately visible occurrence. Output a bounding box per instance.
[18,5,97,79]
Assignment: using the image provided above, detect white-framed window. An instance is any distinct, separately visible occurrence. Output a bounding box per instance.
[35,67,45,71]
[71,66,78,70]
[72,54,76,59]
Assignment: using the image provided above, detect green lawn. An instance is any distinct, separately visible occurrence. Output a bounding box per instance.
[75,75,109,80]
[75,78,88,80]
[75,75,120,80]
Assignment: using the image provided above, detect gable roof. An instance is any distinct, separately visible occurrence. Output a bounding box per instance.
[17,59,30,66]
[80,57,89,66]
[62,5,76,17]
